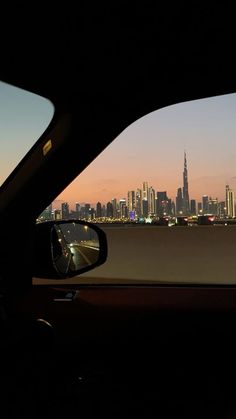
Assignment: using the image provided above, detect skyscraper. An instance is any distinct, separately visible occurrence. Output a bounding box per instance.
[96,202,102,218]
[61,202,69,219]
[148,186,156,214]
[128,191,136,212]
[182,151,190,214]
[156,191,169,216]
[226,185,235,218]
[142,182,148,215]
[202,195,209,214]
[176,187,183,215]
[208,197,218,216]
[190,199,196,215]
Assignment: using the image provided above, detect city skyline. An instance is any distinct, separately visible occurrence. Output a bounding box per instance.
[53,151,235,212]
[48,152,235,221]
[55,93,236,209]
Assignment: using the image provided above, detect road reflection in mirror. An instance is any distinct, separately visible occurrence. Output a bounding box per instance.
[51,222,99,275]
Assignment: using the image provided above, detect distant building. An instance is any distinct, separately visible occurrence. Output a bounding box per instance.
[61,202,69,219]
[182,152,190,214]
[208,197,218,216]
[142,199,148,218]
[111,198,117,218]
[96,202,102,218]
[84,203,91,220]
[54,209,62,220]
[156,191,169,216]
[176,187,183,215]
[197,202,202,215]
[219,201,226,218]
[119,198,126,218]
[106,201,113,218]
[128,191,136,212]
[39,204,53,221]
[190,199,196,215]
[148,186,156,215]
[75,202,81,218]
[136,189,142,217]
[202,195,209,214]
[226,185,235,218]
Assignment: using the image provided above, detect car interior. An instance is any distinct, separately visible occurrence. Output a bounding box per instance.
[1,5,236,418]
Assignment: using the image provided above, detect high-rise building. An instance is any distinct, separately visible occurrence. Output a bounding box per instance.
[190,199,196,215]
[202,195,209,214]
[141,182,148,215]
[142,181,148,200]
[208,197,218,216]
[119,198,126,218]
[96,202,102,218]
[142,199,148,217]
[54,209,62,220]
[136,189,142,218]
[148,186,156,214]
[106,201,113,218]
[75,202,81,218]
[176,187,183,215]
[226,185,235,218]
[219,201,226,218]
[197,202,202,215]
[111,198,117,218]
[84,203,91,219]
[61,202,69,219]
[182,152,190,214]
[128,191,136,212]
[156,191,168,216]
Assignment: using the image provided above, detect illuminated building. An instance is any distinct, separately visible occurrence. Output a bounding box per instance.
[202,195,209,214]
[75,202,81,218]
[106,202,113,218]
[148,186,156,214]
[208,197,218,216]
[119,198,127,218]
[197,202,202,215]
[226,185,235,218]
[96,202,102,217]
[190,199,196,215]
[176,187,183,215]
[156,191,169,216]
[182,152,190,214]
[61,202,69,219]
[128,190,136,212]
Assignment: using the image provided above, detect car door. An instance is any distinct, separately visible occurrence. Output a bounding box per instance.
[1,6,236,419]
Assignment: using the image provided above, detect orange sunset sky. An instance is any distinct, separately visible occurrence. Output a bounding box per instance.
[55,93,236,209]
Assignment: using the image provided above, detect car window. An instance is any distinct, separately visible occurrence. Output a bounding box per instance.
[0,81,54,186]
[35,93,236,285]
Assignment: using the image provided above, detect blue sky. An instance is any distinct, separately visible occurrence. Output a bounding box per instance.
[0,81,54,185]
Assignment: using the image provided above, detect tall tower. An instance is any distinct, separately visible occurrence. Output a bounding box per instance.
[226,185,235,218]
[182,151,190,215]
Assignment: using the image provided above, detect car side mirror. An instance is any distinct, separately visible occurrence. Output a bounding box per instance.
[32,220,107,279]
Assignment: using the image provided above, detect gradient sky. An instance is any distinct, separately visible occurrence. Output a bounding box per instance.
[56,92,236,209]
[1,80,236,210]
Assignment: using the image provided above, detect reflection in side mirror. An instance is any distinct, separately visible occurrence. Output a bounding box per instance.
[51,223,101,275]
[33,220,107,279]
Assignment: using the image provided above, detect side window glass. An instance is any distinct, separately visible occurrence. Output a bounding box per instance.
[0,81,54,186]
[36,93,236,285]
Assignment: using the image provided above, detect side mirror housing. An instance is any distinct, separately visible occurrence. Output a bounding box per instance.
[32,220,107,279]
